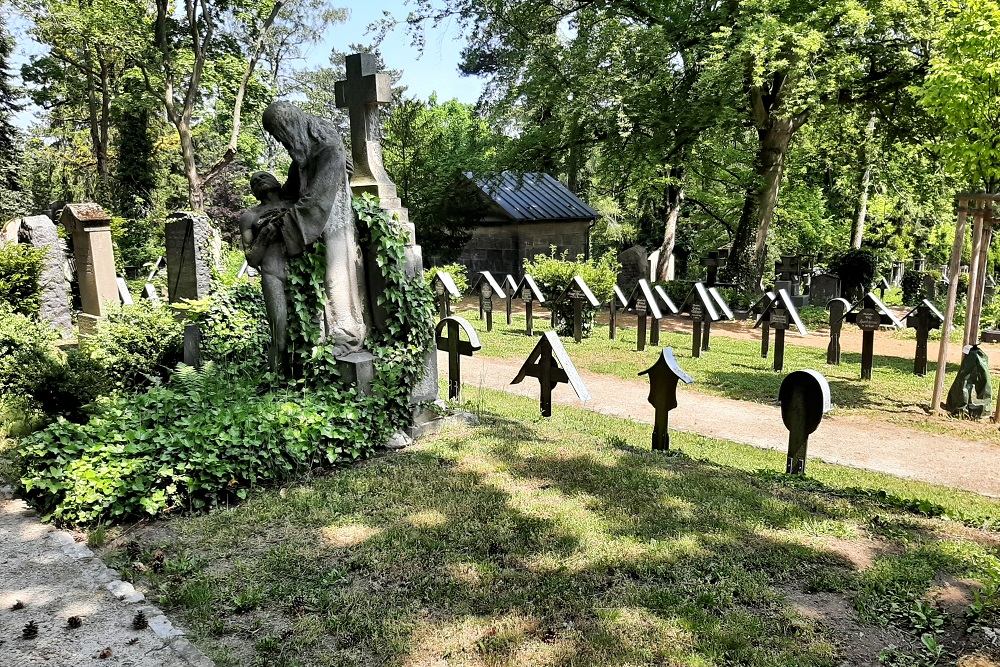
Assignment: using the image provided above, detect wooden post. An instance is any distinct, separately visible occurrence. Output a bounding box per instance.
[965,202,984,347]
[525,299,534,336]
[771,308,788,372]
[760,313,771,358]
[931,198,969,415]
[691,305,703,358]
[637,309,648,351]
[650,316,660,346]
[506,292,513,326]
[701,320,712,351]
[572,297,584,343]
[609,298,618,340]
[971,213,993,343]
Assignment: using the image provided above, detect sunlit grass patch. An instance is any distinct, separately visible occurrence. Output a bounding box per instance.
[108,388,1000,666]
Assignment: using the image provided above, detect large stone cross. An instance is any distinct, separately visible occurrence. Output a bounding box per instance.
[335,54,405,217]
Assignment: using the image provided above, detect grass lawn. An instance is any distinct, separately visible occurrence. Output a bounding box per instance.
[452,306,1000,444]
[104,388,1000,667]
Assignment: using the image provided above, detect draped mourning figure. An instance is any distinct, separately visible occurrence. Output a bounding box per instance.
[240,101,370,373]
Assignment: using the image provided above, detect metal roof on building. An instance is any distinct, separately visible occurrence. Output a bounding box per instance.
[465,171,599,222]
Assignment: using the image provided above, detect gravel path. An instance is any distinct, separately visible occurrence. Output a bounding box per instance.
[0,491,213,666]
[451,352,1000,498]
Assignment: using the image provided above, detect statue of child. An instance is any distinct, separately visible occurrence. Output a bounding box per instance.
[240,171,291,374]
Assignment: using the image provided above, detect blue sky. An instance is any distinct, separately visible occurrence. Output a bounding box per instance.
[321,0,483,103]
[9,0,483,128]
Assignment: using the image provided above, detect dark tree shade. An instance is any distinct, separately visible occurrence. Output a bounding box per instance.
[114,100,158,220]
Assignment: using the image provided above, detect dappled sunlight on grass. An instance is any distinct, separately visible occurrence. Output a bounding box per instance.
[109,388,1000,666]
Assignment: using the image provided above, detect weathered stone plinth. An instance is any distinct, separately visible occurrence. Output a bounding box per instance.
[165,211,217,303]
[60,203,118,322]
[336,350,375,395]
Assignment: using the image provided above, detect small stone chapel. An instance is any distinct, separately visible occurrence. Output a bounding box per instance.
[455,171,599,277]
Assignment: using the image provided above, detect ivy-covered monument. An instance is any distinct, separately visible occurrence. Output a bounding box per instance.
[240,54,439,434]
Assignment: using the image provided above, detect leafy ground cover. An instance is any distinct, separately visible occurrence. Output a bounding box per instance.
[103,388,1000,666]
[451,305,1000,444]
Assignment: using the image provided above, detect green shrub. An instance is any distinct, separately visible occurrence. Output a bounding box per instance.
[19,195,435,525]
[190,281,270,368]
[0,308,65,406]
[523,250,619,338]
[831,250,877,302]
[19,364,390,524]
[79,302,184,391]
[425,263,469,299]
[0,243,46,316]
[902,272,923,304]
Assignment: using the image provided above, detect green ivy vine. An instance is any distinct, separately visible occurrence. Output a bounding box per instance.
[284,193,435,417]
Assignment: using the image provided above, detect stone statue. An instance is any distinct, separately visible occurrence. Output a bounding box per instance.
[239,172,291,373]
[243,101,370,373]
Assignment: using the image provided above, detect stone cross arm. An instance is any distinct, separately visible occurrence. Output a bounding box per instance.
[335,54,392,109]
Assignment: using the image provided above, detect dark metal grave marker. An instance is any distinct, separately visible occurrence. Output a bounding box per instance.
[684,283,721,357]
[436,316,482,401]
[702,249,729,287]
[511,331,591,417]
[753,291,777,357]
[779,370,832,474]
[504,274,518,325]
[754,289,807,371]
[627,279,663,351]
[471,271,506,332]
[904,299,944,376]
[639,347,693,451]
[609,284,628,340]
[826,298,852,365]
[432,271,462,320]
[516,274,546,336]
[703,287,734,348]
[559,275,601,343]
[878,276,891,300]
[846,292,904,380]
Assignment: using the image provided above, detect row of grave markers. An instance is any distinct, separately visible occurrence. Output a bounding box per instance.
[435,314,833,475]
[433,268,944,382]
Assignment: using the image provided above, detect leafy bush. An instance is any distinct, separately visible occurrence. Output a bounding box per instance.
[831,249,877,301]
[425,263,469,299]
[0,243,46,316]
[20,364,389,523]
[189,281,270,368]
[78,301,184,391]
[19,195,436,525]
[0,308,66,409]
[523,250,619,338]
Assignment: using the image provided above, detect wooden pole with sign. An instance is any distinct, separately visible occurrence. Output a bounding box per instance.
[691,304,703,358]
[771,307,788,372]
[857,308,880,380]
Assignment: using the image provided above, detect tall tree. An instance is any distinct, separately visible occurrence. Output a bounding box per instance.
[0,12,22,219]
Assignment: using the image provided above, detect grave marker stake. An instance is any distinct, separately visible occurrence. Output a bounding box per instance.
[771,307,788,372]
[779,370,832,474]
[826,298,851,365]
[436,316,482,401]
[639,348,694,451]
[511,331,590,418]
[691,304,703,357]
[627,280,663,352]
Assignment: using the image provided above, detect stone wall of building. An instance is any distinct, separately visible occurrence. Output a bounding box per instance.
[457,220,590,277]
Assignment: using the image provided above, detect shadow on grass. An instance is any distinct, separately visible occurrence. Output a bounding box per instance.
[122,410,965,667]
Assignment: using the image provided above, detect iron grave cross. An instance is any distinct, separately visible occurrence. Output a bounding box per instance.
[335,54,400,207]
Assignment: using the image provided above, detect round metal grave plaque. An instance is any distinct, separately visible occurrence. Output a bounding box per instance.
[856,308,881,332]
[482,284,493,298]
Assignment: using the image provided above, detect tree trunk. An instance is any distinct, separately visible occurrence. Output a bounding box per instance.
[655,165,684,282]
[727,119,796,292]
[177,118,203,211]
[850,112,877,250]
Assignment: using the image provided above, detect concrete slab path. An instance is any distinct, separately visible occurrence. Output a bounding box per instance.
[0,490,213,666]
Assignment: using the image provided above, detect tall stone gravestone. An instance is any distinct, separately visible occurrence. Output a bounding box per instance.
[60,203,118,334]
[810,273,840,305]
[17,215,72,335]
[165,211,216,303]
[774,255,810,308]
[616,245,647,296]
[336,53,439,421]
